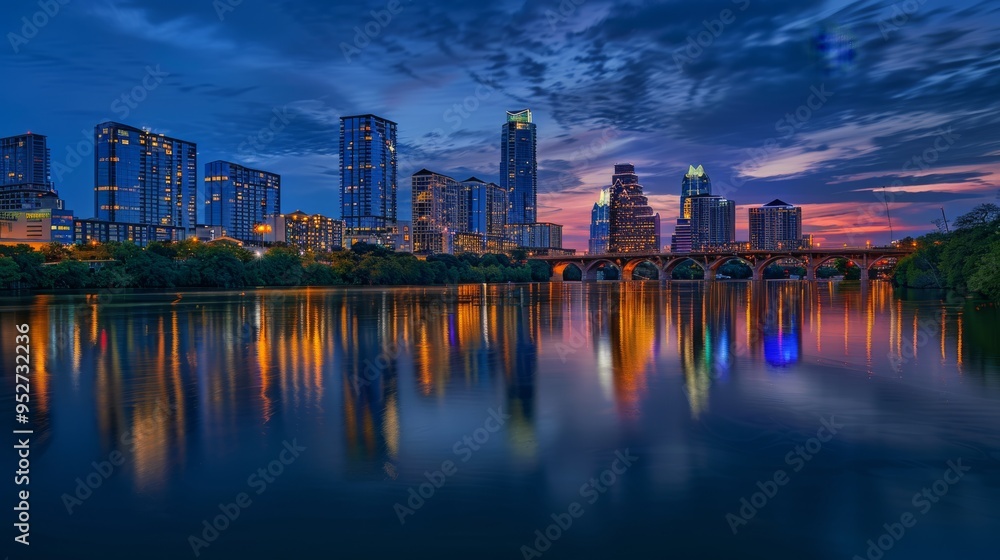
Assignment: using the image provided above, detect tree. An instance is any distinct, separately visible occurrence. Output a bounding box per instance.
[0,257,20,287]
[968,241,1000,301]
[260,247,303,286]
[40,242,70,263]
[953,203,1000,230]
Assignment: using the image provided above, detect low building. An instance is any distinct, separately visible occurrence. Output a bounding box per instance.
[264,211,343,252]
[0,208,74,247]
[74,218,187,247]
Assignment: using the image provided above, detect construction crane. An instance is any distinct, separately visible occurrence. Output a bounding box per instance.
[932,207,950,234]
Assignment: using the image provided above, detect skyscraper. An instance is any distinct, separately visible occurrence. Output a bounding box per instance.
[94,122,198,229]
[204,161,280,244]
[608,164,660,253]
[688,194,736,250]
[671,165,734,253]
[500,109,536,225]
[464,177,508,253]
[340,114,397,241]
[0,132,64,211]
[680,164,711,219]
[749,199,803,250]
[589,188,610,254]
[411,169,463,255]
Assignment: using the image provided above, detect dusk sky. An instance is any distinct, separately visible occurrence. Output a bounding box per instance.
[4,0,999,250]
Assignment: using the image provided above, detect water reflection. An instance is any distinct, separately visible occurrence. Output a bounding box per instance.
[4,282,998,492]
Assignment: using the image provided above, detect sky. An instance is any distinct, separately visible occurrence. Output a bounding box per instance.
[3,0,999,251]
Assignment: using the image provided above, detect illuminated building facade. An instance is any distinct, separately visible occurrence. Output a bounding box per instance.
[608,164,660,253]
[501,109,536,225]
[464,177,508,253]
[589,188,610,254]
[204,161,280,245]
[688,194,736,251]
[265,211,343,252]
[0,132,65,212]
[340,114,397,241]
[94,122,197,232]
[749,199,803,250]
[411,169,463,255]
[0,208,74,246]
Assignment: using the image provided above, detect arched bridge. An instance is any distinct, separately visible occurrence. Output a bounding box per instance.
[535,248,916,282]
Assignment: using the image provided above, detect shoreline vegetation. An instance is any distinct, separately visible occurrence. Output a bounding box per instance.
[0,205,996,300]
[0,241,551,290]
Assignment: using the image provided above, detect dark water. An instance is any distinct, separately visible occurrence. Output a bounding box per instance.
[2,282,999,559]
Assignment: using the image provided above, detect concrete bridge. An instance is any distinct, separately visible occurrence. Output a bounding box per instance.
[535,248,915,282]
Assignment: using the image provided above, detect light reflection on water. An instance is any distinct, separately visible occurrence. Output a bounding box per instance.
[2,282,999,559]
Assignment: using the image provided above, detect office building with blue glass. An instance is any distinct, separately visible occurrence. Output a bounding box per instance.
[340,114,397,243]
[89,122,197,244]
[501,109,536,225]
[204,161,280,244]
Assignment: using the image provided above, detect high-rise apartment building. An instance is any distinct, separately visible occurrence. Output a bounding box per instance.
[204,161,280,244]
[0,132,64,211]
[464,177,508,253]
[500,109,536,225]
[340,114,397,240]
[608,164,660,253]
[589,188,610,254]
[688,194,736,251]
[749,199,803,250]
[94,122,198,230]
[411,169,464,255]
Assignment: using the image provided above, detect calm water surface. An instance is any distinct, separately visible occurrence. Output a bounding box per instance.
[2,281,1000,559]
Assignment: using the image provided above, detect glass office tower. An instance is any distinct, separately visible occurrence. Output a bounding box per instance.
[589,188,610,254]
[0,132,64,211]
[500,109,537,225]
[340,114,397,239]
[204,161,281,244]
[94,122,198,229]
[608,164,660,253]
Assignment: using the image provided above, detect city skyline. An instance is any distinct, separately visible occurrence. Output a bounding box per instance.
[3,0,999,251]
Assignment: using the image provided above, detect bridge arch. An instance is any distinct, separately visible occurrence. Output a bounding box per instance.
[664,257,708,280]
[708,256,755,279]
[754,255,809,280]
[622,258,663,280]
[550,261,583,282]
[583,259,622,281]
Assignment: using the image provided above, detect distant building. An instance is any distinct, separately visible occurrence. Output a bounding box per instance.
[688,194,736,251]
[464,177,508,253]
[0,133,66,212]
[589,188,610,254]
[340,114,397,242]
[391,220,411,253]
[671,165,735,253]
[94,122,198,233]
[264,211,343,252]
[501,109,537,225]
[203,161,280,245]
[749,199,803,250]
[608,164,660,253]
[74,219,187,246]
[411,169,463,255]
[0,208,74,246]
[507,222,562,250]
